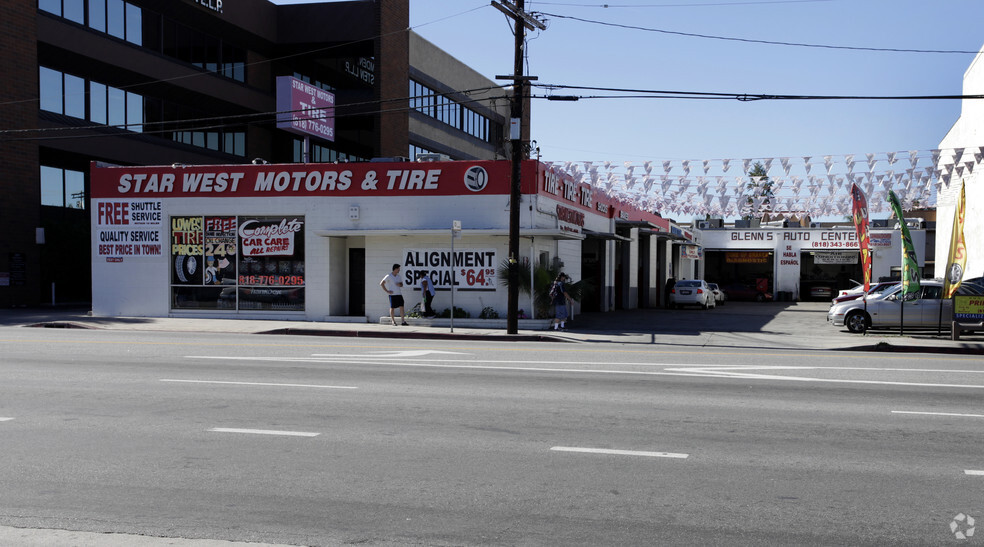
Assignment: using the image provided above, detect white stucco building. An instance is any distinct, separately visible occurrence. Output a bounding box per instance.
[90,160,690,321]
[937,44,984,281]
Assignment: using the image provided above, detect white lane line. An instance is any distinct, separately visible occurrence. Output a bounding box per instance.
[551,446,689,459]
[161,379,356,390]
[0,417,13,422]
[184,357,984,390]
[892,411,984,418]
[208,428,320,437]
[965,470,984,476]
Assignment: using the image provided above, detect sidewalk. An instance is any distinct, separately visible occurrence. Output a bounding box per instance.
[2,303,982,355]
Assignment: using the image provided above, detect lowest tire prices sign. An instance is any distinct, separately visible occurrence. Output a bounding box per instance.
[402,248,497,291]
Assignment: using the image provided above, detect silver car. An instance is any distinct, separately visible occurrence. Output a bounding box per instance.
[827,280,969,333]
[670,279,716,310]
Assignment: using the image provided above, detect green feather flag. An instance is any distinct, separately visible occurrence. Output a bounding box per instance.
[887,190,920,298]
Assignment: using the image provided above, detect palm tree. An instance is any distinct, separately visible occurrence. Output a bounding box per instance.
[498,260,587,318]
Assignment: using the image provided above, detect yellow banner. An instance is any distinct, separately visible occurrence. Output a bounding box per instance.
[944,181,967,299]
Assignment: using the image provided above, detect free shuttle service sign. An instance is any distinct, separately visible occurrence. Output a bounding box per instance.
[90,161,519,199]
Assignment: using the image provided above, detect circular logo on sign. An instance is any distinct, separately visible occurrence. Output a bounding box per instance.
[464,166,489,192]
[947,262,964,285]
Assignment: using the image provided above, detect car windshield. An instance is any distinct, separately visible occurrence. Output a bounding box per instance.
[708,283,719,290]
[676,281,701,287]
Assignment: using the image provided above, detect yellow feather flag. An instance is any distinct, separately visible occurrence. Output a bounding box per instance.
[943,181,967,299]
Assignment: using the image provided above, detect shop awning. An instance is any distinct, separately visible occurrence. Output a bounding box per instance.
[615,220,661,229]
[312,228,585,240]
[583,229,632,241]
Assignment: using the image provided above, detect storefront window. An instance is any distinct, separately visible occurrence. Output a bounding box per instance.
[170,215,305,311]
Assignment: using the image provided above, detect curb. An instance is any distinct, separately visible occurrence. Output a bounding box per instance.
[255,327,571,343]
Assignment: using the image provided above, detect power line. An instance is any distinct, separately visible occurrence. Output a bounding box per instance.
[532,0,837,7]
[0,86,511,142]
[535,11,981,54]
[533,83,984,101]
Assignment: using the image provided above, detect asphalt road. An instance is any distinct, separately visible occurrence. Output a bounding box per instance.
[1,328,982,546]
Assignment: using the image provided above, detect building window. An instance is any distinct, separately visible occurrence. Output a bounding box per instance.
[292,139,363,163]
[39,67,63,114]
[88,0,105,31]
[40,66,145,131]
[162,18,245,82]
[64,0,84,23]
[170,216,305,311]
[40,166,86,209]
[410,79,494,143]
[90,81,107,123]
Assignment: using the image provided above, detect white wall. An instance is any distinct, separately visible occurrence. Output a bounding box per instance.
[937,45,984,280]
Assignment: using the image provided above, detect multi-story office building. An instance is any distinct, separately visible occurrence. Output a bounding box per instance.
[1,0,509,306]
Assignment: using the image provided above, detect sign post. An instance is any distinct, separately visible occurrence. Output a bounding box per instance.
[451,220,461,332]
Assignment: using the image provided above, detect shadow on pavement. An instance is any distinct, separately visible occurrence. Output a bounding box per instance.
[571,303,797,335]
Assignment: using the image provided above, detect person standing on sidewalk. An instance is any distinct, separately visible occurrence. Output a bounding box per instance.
[420,271,437,317]
[380,264,408,326]
[549,273,572,331]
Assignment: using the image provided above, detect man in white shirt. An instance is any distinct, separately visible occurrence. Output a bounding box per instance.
[380,264,408,326]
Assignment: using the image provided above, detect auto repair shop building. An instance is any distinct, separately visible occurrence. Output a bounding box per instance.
[90,159,685,321]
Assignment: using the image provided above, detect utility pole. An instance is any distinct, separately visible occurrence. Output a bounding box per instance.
[492,0,544,334]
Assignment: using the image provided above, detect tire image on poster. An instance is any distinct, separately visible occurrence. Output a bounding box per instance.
[170,216,203,285]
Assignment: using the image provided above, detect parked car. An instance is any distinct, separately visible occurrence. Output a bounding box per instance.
[809,285,833,300]
[830,281,899,305]
[670,279,716,309]
[827,280,977,333]
[708,283,726,306]
[721,283,773,302]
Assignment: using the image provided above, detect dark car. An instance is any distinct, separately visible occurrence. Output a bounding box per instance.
[721,283,773,302]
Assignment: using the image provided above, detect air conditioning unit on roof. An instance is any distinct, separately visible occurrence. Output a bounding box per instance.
[696,221,710,230]
[810,222,822,228]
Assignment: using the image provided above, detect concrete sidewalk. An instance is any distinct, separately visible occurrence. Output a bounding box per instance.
[2,302,982,355]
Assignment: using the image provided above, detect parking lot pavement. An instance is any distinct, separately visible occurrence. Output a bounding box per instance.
[2,302,982,355]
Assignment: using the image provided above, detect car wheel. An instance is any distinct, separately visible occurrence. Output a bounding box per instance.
[755,293,765,302]
[845,310,870,334]
[702,299,708,310]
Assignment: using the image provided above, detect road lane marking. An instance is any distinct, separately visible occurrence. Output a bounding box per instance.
[892,411,984,418]
[161,379,356,390]
[311,350,469,358]
[551,446,689,459]
[965,470,984,476]
[208,428,320,437]
[0,418,13,422]
[184,356,984,389]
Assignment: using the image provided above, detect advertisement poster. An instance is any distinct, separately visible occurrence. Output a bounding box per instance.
[814,252,858,265]
[726,251,770,264]
[95,199,164,262]
[237,217,305,287]
[204,216,237,285]
[171,216,203,285]
[954,295,984,321]
[402,248,497,291]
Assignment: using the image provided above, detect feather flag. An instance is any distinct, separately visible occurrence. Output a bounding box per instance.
[943,180,967,298]
[850,184,872,293]
[887,190,920,298]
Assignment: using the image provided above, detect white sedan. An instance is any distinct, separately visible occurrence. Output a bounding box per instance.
[827,280,969,333]
[670,280,716,310]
